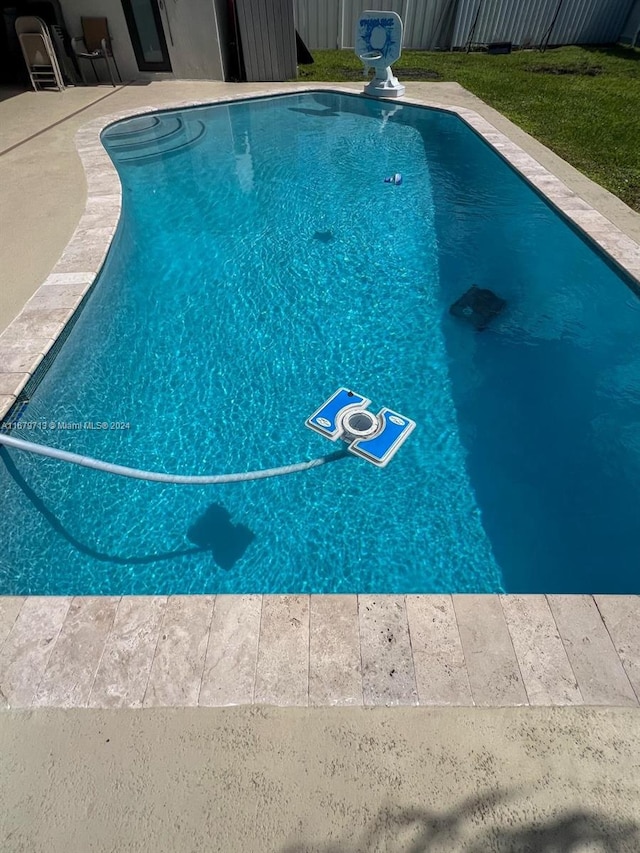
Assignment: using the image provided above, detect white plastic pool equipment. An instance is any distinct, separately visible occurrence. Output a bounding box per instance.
[355,10,405,99]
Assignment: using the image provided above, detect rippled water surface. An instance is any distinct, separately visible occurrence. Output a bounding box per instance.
[1,92,638,593]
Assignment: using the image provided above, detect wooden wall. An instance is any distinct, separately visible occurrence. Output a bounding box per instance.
[236,0,297,82]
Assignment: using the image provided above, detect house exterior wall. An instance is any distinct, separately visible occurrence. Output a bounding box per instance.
[60,0,224,81]
[161,0,225,80]
[61,0,139,80]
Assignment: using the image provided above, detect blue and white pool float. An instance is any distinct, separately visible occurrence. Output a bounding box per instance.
[306,388,415,467]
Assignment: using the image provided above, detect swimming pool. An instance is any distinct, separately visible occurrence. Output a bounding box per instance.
[1,91,639,595]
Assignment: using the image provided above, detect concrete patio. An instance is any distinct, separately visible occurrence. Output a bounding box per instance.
[1,705,639,851]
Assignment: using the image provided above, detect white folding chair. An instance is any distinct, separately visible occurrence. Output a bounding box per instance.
[15,16,65,91]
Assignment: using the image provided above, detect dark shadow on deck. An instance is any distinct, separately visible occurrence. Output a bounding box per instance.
[281,788,640,852]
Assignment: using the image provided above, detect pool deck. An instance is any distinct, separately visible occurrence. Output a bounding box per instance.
[0,594,639,709]
[0,81,640,714]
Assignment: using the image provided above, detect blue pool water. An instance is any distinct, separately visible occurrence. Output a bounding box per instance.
[1,91,639,594]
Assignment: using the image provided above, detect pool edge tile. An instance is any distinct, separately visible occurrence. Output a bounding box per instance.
[593,595,640,704]
[309,595,362,707]
[406,595,473,706]
[359,595,418,707]
[143,595,215,708]
[0,395,16,419]
[0,333,56,375]
[0,374,29,398]
[254,596,310,707]
[0,597,26,655]
[31,597,120,709]
[199,594,262,707]
[0,597,71,708]
[1,594,640,708]
[501,595,583,706]
[547,595,638,707]
[88,596,167,709]
[453,595,528,707]
[24,284,88,313]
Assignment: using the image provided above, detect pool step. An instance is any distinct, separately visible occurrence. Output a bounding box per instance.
[103,115,207,163]
[102,115,161,140]
[106,116,185,153]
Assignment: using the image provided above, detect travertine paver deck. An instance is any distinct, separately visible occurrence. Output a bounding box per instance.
[595,595,640,700]
[359,596,418,706]
[548,595,639,706]
[1,88,640,710]
[0,597,70,708]
[88,595,166,708]
[199,594,261,706]
[500,595,582,705]
[309,594,361,706]
[453,595,528,706]
[254,595,310,705]
[0,595,638,708]
[405,595,473,705]
[31,596,119,708]
[143,595,214,707]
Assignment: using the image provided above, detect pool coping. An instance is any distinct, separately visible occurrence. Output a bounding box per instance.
[0,594,638,709]
[0,88,639,709]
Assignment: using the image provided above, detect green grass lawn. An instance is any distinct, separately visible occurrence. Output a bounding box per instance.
[297,46,640,212]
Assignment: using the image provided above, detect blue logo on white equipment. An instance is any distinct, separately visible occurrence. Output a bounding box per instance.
[305,388,415,468]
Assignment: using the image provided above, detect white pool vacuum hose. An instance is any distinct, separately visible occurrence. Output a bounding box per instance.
[0,433,342,484]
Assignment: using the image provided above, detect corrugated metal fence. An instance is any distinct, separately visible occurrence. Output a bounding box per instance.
[451,0,636,49]
[294,0,637,50]
[620,0,640,46]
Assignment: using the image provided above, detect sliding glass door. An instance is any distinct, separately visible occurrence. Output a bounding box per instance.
[121,0,172,72]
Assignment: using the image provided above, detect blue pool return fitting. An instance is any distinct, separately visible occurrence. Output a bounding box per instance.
[306,388,415,467]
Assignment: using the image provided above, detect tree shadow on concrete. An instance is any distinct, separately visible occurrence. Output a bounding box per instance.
[281,788,640,853]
